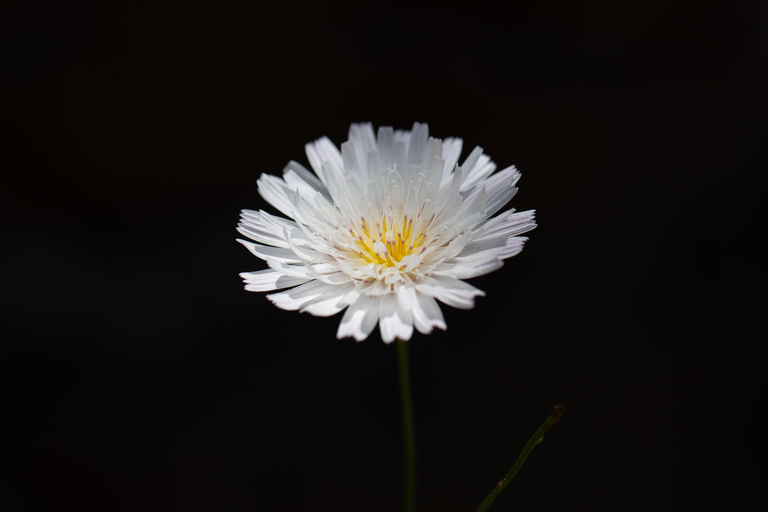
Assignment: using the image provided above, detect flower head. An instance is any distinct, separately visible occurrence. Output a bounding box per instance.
[238,123,535,343]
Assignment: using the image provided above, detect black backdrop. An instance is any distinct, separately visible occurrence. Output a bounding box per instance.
[2,1,765,511]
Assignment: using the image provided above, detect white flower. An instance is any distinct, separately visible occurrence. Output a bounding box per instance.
[237,122,536,343]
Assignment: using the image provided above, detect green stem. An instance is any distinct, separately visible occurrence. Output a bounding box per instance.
[475,404,565,512]
[397,339,416,512]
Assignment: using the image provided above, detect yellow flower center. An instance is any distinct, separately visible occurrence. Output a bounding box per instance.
[349,214,428,267]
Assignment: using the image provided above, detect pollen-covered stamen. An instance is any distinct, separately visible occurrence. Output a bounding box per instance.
[343,207,432,267]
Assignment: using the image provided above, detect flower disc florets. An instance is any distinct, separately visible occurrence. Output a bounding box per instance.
[238,123,535,342]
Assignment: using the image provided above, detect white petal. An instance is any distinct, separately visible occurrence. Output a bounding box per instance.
[246,210,310,242]
[456,235,509,258]
[499,237,528,259]
[364,147,379,173]
[379,291,414,343]
[283,224,323,262]
[459,146,483,184]
[305,137,344,197]
[237,220,288,248]
[256,174,299,218]
[283,161,330,203]
[394,128,412,147]
[289,188,335,235]
[341,140,360,174]
[238,209,310,249]
[240,269,312,292]
[305,141,327,182]
[264,261,314,279]
[441,137,463,185]
[414,275,485,310]
[348,122,377,176]
[393,140,408,178]
[320,161,341,199]
[310,271,352,286]
[284,160,327,193]
[412,292,447,334]
[376,126,395,170]
[421,137,442,171]
[422,149,445,187]
[359,279,391,296]
[237,239,306,264]
[474,209,536,241]
[432,258,505,280]
[435,164,463,217]
[454,185,488,232]
[266,280,331,311]
[299,282,355,317]
[396,284,417,336]
[461,153,496,192]
[407,122,429,169]
[317,138,344,181]
[337,295,380,341]
[349,122,377,150]
[481,166,522,217]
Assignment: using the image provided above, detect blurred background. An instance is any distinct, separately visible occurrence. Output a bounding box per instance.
[2,1,765,511]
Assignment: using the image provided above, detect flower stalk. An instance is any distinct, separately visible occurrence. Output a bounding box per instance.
[475,404,565,512]
[397,339,416,512]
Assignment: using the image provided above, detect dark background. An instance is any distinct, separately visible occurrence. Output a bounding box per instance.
[2,1,765,511]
